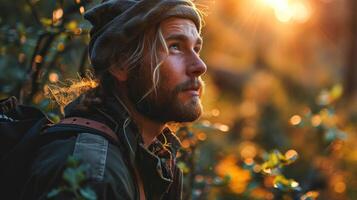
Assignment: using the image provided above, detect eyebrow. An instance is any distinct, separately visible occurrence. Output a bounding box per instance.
[165,34,203,45]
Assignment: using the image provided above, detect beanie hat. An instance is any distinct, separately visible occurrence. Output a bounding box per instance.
[84,0,202,73]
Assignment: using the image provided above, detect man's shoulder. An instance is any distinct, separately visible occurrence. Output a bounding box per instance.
[31,135,77,174]
[31,132,130,180]
[24,133,136,199]
[72,132,133,182]
[70,132,137,196]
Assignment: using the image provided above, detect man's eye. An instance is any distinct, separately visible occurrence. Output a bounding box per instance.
[194,46,202,54]
[169,43,180,51]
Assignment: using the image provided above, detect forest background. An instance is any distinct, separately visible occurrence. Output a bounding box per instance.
[1,0,357,199]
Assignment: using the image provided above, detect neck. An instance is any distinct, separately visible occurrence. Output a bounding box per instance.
[130,109,166,148]
[115,91,165,148]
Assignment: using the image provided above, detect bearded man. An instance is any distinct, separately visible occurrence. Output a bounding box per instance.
[21,0,206,199]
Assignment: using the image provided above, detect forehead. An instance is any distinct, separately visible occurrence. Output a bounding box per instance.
[160,17,200,40]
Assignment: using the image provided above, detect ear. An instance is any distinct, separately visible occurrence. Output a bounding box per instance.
[109,66,128,82]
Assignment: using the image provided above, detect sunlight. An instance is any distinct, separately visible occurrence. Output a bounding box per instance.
[291,2,311,23]
[260,0,311,23]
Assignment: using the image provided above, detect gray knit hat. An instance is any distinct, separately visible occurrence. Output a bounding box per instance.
[84,0,202,72]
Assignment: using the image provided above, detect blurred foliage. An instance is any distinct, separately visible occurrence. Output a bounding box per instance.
[1,0,357,200]
[0,0,96,104]
[174,81,355,199]
[47,156,97,200]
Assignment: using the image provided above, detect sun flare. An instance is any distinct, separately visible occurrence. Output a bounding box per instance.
[260,0,311,23]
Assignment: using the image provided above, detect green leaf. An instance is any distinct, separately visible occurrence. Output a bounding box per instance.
[66,156,80,167]
[47,188,62,198]
[63,168,80,188]
[80,187,97,200]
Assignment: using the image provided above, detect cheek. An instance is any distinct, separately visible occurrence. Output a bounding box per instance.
[159,56,186,88]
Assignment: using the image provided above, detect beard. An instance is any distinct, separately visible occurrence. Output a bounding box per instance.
[126,69,204,123]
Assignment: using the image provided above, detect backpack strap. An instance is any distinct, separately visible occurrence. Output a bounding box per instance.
[59,117,119,143]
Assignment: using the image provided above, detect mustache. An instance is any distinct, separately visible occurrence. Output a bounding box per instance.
[174,79,204,94]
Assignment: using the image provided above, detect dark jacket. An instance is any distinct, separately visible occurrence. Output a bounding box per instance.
[21,95,183,200]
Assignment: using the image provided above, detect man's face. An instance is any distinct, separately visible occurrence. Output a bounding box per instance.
[128,17,207,123]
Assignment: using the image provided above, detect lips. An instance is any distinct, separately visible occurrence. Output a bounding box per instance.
[183,85,201,97]
[178,79,203,97]
[185,89,200,96]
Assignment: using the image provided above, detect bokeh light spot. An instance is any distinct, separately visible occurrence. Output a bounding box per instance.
[34,55,43,63]
[311,115,322,127]
[49,72,59,83]
[290,115,302,125]
[285,149,298,160]
[334,181,346,193]
[52,8,63,22]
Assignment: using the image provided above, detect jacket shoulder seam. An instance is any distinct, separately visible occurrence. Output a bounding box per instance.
[73,132,108,182]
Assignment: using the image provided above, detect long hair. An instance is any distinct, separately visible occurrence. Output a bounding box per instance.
[46,24,169,113]
[110,24,169,100]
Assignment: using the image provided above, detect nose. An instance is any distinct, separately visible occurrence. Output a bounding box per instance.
[187,53,207,77]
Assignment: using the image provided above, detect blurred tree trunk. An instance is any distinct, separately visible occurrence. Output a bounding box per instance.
[344,0,357,98]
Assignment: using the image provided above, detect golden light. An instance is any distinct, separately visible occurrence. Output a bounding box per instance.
[79,6,85,14]
[73,28,83,35]
[290,181,299,188]
[266,0,292,22]
[285,149,298,160]
[52,8,63,22]
[240,101,257,117]
[34,55,43,63]
[263,0,289,11]
[311,115,322,127]
[334,181,346,193]
[244,158,254,166]
[291,2,311,23]
[197,132,207,141]
[201,120,211,127]
[301,191,320,200]
[211,109,220,117]
[215,155,251,194]
[49,72,59,83]
[290,115,302,125]
[261,0,311,23]
[181,140,190,149]
[275,9,292,23]
[320,0,334,3]
[214,123,230,132]
[262,168,272,174]
[240,143,257,159]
